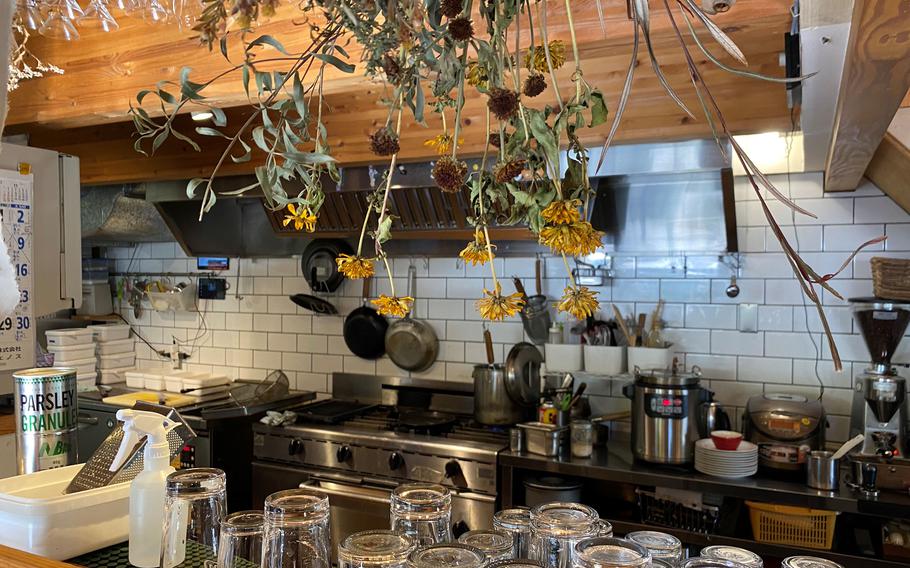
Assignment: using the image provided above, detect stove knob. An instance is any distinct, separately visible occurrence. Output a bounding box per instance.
[288,438,304,456]
[388,452,405,471]
[444,460,462,479]
[337,445,353,463]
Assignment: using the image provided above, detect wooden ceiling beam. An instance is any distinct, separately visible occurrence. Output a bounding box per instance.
[824,0,910,192]
[865,131,910,214]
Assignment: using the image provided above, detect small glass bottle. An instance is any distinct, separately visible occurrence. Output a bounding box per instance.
[570,421,594,458]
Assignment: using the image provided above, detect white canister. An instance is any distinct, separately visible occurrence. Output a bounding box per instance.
[627,346,673,372]
[544,344,583,373]
[583,345,626,375]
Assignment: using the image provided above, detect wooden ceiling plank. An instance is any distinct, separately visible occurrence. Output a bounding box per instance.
[865,131,910,214]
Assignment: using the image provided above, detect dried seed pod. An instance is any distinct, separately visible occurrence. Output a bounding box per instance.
[433,156,468,193]
[440,0,463,18]
[448,17,474,42]
[523,74,547,98]
[487,88,520,120]
[369,128,400,157]
[382,53,401,84]
[493,158,526,183]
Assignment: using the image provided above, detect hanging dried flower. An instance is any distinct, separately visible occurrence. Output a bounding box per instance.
[282,204,317,232]
[433,156,468,193]
[382,53,401,84]
[335,254,375,279]
[488,131,509,149]
[466,61,490,89]
[525,40,567,73]
[557,286,600,320]
[369,127,400,156]
[522,74,547,98]
[371,294,414,318]
[493,158,526,183]
[424,133,462,155]
[440,0,463,18]
[541,199,582,225]
[459,229,495,266]
[476,282,525,321]
[487,88,520,120]
[539,221,603,256]
[448,17,474,42]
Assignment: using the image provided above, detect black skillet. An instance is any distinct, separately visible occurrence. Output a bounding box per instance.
[344,277,389,359]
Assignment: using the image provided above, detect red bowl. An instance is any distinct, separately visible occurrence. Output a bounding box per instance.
[711,430,743,451]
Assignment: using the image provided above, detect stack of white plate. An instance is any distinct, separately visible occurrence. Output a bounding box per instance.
[694,438,758,478]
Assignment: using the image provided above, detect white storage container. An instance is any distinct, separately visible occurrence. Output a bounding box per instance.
[98,365,135,385]
[544,343,584,373]
[144,373,166,391]
[87,323,131,342]
[163,371,209,393]
[627,346,674,372]
[47,343,96,362]
[583,345,626,375]
[57,356,97,375]
[76,372,97,392]
[0,464,129,560]
[96,337,135,356]
[45,328,94,347]
[98,352,136,370]
[125,371,146,389]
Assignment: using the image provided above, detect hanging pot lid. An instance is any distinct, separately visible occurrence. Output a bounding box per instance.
[301,239,352,294]
[505,342,543,406]
[633,365,702,387]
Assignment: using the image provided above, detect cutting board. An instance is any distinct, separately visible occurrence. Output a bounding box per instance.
[102,391,197,408]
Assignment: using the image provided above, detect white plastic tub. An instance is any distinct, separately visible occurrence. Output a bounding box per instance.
[95,337,135,356]
[144,373,166,391]
[45,328,94,347]
[124,371,146,389]
[56,356,97,375]
[87,323,131,342]
[0,464,129,560]
[98,352,136,370]
[163,371,209,393]
[47,343,95,362]
[98,365,134,385]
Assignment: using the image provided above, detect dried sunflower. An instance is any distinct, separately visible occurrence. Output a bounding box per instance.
[541,199,581,225]
[539,221,603,256]
[335,254,375,279]
[440,0,463,18]
[371,294,414,318]
[487,88,520,121]
[493,158,526,183]
[424,133,462,155]
[382,53,401,84]
[476,282,525,322]
[523,73,547,97]
[433,156,468,193]
[525,40,567,73]
[459,228,495,266]
[488,131,509,149]
[369,127,400,156]
[448,16,473,41]
[282,204,317,232]
[557,286,600,320]
[466,61,489,89]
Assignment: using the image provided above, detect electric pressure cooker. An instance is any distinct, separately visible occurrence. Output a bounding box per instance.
[742,393,826,472]
[623,365,728,465]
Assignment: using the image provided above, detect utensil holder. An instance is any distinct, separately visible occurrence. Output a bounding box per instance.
[806,451,840,491]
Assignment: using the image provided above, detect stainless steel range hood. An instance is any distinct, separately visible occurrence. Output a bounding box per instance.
[85,139,737,257]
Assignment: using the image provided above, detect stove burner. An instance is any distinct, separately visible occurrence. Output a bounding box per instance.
[393,409,456,433]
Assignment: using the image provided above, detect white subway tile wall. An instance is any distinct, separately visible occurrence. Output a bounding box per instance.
[103,173,910,443]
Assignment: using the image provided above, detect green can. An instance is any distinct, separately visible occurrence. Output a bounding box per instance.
[13,367,79,474]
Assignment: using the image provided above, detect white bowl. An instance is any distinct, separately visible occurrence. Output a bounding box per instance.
[544,343,583,373]
[627,346,673,372]
[583,345,626,375]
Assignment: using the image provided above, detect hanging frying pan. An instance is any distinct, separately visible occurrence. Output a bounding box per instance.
[301,239,352,293]
[289,293,338,315]
[344,277,388,359]
[386,265,439,372]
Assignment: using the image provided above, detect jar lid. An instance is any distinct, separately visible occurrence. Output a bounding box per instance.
[530,502,599,536]
[782,557,843,568]
[340,530,417,563]
[575,537,650,568]
[626,531,681,553]
[457,530,512,555]
[701,546,763,568]
[408,544,486,568]
[493,508,531,530]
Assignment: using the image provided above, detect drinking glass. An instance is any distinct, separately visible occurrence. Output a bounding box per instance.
[79,0,119,31]
[160,468,227,568]
[38,6,79,40]
[217,511,264,568]
[18,0,44,31]
[390,483,453,546]
[529,502,599,568]
[262,488,332,568]
[338,530,417,568]
[573,537,651,568]
[143,0,170,23]
[114,0,143,16]
[488,561,545,568]
[700,546,763,568]
[625,531,682,564]
[492,508,532,558]
[407,543,486,568]
[457,530,513,563]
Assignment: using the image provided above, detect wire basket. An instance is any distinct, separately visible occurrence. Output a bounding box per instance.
[871,257,910,301]
[745,501,837,550]
[637,488,720,534]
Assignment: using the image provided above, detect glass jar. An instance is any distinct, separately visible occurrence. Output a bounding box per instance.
[570,421,593,458]
[701,546,763,568]
[217,510,264,568]
[679,558,751,568]
[262,488,331,568]
[493,508,532,558]
[407,543,486,568]
[625,531,682,563]
[458,530,513,562]
[591,521,613,538]
[160,468,227,568]
[338,530,417,568]
[391,483,453,546]
[529,502,599,568]
[781,557,843,568]
[574,537,651,568]
[489,560,545,568]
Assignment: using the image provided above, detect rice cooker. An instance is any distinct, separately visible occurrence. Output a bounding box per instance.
[742,393,826,471]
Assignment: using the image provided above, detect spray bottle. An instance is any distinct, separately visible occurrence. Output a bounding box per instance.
[110,409,179,568]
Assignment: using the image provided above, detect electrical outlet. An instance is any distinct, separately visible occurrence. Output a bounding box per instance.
[738,303,758,333]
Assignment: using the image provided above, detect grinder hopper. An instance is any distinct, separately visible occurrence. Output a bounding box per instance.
[851,298,910,424]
